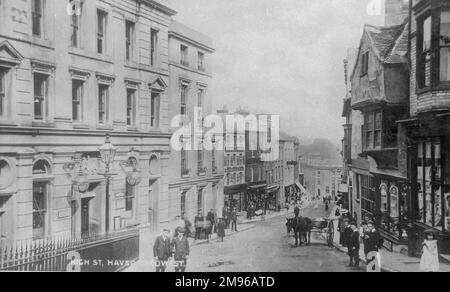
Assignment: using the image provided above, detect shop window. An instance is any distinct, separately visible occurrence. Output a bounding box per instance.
[417,139,443,229]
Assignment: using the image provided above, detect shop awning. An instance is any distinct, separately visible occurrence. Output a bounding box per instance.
[295,182,307,194]
[248,184,267,190]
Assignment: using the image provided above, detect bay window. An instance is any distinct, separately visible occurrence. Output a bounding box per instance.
[363,111,382,150]
[417,8,450,90]
[439,12,450,82]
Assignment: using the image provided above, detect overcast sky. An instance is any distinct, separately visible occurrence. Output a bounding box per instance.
[169,0,385,145]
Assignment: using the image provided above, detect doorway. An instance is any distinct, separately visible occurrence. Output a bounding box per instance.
[81,198,90,238]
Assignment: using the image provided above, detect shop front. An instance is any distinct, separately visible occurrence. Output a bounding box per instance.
[224,184,247,212]
[404,114,450,256]
[246,183,267,215]
[355,171,409,250]
[266,185,279,212]
[285,184,297,205]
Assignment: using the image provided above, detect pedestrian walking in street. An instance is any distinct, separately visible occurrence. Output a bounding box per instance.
[231,208,238,232]
[347,221,360,268]
[216,218,226,242]
[183,215,193,238]
[223,205,230,229]
[153,228,172,272]
[172,231,190,272]
[172,215,186,238]
[206,209,215,239]
[362,221,384,267]
[420,230,440,272]
[194,211,204,240]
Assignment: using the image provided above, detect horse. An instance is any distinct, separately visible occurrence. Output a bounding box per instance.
[289,207,313,246]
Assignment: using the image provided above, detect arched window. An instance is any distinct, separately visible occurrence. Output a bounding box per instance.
[32,159,52,239]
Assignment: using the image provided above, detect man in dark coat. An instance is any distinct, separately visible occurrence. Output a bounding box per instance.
[340,218,352,247]
[347,221,360,268]
[363,221,384,259]
[216,218,226,242]
[194,211,204,240]
[172,231,190,272]
[153,228,172,272]
[206,209,215,239]
[223,205,230,229]
[230,208,238,232]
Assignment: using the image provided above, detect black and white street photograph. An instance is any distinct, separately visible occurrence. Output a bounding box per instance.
[0,0,450,274]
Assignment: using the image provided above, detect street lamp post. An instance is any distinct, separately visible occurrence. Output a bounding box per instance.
[98,134,117,235]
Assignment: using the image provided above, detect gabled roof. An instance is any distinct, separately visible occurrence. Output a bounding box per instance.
[350,20,409,80]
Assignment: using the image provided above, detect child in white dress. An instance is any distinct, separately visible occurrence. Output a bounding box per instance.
[420,231,440,272]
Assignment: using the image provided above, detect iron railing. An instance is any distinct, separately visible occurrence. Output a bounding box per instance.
[0,229,139,272]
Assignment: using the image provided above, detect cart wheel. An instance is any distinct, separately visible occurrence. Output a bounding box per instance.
[327,221,334,247]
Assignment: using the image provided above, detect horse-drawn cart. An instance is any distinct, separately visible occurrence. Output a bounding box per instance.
[287,216,334,247]
[310,217,334,247]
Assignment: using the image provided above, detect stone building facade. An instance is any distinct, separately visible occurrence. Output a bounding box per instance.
[0,0,179,244]
[167,20,224,225]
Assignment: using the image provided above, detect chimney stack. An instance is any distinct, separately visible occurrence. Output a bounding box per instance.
[385,0,409,26]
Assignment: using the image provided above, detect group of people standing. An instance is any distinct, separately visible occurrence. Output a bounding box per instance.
[153,228,190,273]
[194,209,230,242]
[339,217,384,270]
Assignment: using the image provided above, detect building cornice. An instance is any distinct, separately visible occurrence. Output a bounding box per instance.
[168,31,215,53]
[138,0,177,16]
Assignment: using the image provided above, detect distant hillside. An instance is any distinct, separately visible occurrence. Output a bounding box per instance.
[300,138,341,165]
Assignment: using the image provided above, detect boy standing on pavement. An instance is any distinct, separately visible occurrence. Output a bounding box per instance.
[347,221,360,269]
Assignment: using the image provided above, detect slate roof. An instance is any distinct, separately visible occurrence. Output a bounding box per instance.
[351,19,409,79]
[365,21,408,64]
